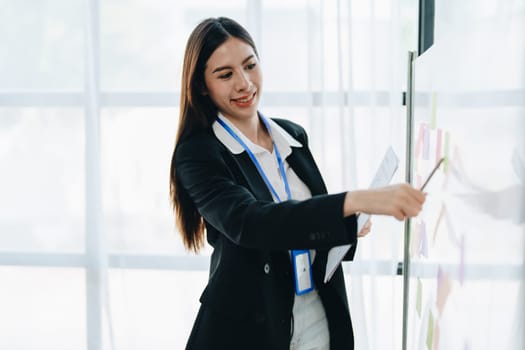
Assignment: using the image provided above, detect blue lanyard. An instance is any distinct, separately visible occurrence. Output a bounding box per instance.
[216,115,292,202]
[218,115,314,296]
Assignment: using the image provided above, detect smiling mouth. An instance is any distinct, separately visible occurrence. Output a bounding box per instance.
[232,91,256,104]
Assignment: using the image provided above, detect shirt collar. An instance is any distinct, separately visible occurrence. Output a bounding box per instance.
[212,113,302,158]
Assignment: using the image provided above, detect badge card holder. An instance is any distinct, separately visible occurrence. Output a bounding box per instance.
[292,250,314,295]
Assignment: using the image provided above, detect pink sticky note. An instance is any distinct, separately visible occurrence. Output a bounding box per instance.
[443,131,450,174]
[436,128,442,164]
[459,235,466,284]
[433,321,440,350]
[423,124,430,160]
[416,174,423,189]
[415,123,425,159]
[436,266,451,314]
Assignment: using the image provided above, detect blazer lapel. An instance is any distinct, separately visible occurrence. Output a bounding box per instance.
[286,147,328,196]
[232,145,328,200]
[286,147,331,284]
[232,152,274,201]
[233,143,331,285]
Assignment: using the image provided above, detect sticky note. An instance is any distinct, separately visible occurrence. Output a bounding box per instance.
[423,124,430,160]
[433,322,440,350]
[416,174,423,189]
[436,266,451,314]
[426,312,435,349]
[416,278,422,317]
[459,235,466,285]
[443,131,450,173]
[436,128,442,164]
[415,123,425,160]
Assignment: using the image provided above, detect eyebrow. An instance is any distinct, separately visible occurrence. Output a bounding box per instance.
[211,55,255,74]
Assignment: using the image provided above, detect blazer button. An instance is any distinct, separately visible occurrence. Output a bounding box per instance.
[264,263,270,274]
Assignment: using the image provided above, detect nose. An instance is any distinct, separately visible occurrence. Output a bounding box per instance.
[235,70,252,92]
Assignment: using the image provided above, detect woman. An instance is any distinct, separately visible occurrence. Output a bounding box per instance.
[170,17,425,350]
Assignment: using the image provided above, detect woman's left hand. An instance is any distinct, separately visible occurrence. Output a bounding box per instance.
[358,218,372,238]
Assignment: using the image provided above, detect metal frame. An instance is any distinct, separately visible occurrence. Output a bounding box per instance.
[402,50,417,350]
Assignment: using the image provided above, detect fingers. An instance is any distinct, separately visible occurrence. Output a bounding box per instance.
[405,185,425,216]
[344,184,427,220]
[394,183,426,220]
[393,210,406,221]
[358,219,372,237]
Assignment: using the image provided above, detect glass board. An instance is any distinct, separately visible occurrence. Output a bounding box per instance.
[405,3,525,349]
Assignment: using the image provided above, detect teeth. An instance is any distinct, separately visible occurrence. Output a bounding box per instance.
[235,93,254,103]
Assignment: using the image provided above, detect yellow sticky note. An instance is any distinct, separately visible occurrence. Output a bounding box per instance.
[443,132,450,173]
[427,312,435,350]
[416,278,422,317]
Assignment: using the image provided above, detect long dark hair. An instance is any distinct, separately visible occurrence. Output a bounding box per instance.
[170,17,259,253]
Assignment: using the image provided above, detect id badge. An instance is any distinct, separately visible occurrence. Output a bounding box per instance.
[292,250,314,295]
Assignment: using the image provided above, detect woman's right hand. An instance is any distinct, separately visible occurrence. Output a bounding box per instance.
[343,183,426,221]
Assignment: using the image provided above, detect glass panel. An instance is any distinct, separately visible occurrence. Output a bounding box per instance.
[260,3,309,92]
[101,107,189,254]
[0,267,86,350]
[406,278,522,350]
[0,1,84,90]
[346,274,404,350]
[350,106,406,185]
[407,3,525,348]
[261,0,412,91]
[108,269,207,350]
[349,105,407,260]
[100,0,246,92]
[0,108,85,253]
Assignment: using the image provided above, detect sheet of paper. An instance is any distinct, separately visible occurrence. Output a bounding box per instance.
[324,147,399,283]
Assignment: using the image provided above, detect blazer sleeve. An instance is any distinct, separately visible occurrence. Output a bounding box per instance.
[343,217,358,261]
[174,132,358,251]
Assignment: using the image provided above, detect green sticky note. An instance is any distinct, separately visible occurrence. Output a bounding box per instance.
[426,312,435,349]
[416,278,422,317]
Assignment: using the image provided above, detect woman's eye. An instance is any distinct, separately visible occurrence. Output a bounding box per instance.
[219,72,232,79]
[246,63,256,70]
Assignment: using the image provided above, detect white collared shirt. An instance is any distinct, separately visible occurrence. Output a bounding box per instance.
[212,113,312,202]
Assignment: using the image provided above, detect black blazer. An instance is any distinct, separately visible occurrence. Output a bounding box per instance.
[174,118,359,350]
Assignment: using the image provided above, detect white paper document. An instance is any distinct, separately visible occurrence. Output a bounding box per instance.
[324,147,399,283]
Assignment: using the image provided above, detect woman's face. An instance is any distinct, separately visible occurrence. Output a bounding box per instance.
[203,37,262,123]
